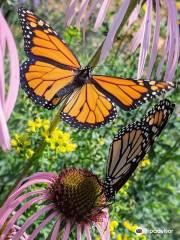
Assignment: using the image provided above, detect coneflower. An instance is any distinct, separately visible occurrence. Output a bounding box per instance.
[0,170,110,240]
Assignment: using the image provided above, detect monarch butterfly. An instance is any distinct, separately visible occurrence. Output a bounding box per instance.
[104,99,175,200]
[18,8,173,129]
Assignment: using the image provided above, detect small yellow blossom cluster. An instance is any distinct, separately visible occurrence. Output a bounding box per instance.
[140,155,151,168]
[42,129,76,154]
[11,118,76,157]
[11,133,34,158]
[27,118,50,133]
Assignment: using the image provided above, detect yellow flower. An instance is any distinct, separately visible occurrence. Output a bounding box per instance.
[23,139,31,146]
[99,138,105,145]
[95,237,101,240]
[14,134,21,140]
[34,118,43,128]
[62,132,70,142]
[111,231,115,237]
[176,2,180,10]
[15,147,21,154]
[41,126,76,154]
[25,149,34,158]
[123,220,138,233]
[42,119,50,130]
[57,146,67,153]
[50,142,56,150]
[110,220,118,232]
[44,134,52,143]
[11,134,31,152]
[119,181,130,196]
[27,118,47,132]
[116,234,123,240]
[66,143,77,152]
[136,235,147,240]
[11,139,18,147]
[141,155,150,168]
[123,234,129,240]
[142,3,147,12]
[27,120,37,132]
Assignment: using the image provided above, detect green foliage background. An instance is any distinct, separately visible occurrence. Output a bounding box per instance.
[0,1,179,240]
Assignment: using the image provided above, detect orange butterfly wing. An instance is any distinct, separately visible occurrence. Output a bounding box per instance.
[18,8,80,109]
[60,83,117,128]
[92,75,173,110]
[21,59,76,109]
[18,8,80,69]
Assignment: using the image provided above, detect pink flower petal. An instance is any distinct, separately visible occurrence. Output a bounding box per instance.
[13,172,56,193]
[0,190,46,226]
[65,0,79,26]
[93,0,111,31]
[94,208,110,240]
[0,104,10,151]
[13,225,28,239]
[29,211,59,240]
[62,221,71,240]
[100,0,131,62]
[4,178,51,210]
[76,0,90,28]
[83,0,100,37]
[146,0,161,79]
[164,0,179,82]
[130,23,144,53]
[1,12,20,120]
[51,217,62,240]
[0,23,5,106]
[0,10,19,151]
[13,204,55,240]
[156,32,169,78]
[127,0,142,29]
[84,225,92,240]
[77,224,82,240]
[137,0,152,79]
[0,195,48,239]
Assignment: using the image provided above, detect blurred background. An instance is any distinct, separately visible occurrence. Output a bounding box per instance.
[0,0,179,239]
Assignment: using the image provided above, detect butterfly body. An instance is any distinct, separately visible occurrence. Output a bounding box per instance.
[56,67,92,98]
[75,67,92,84]
[18,8,173,129]
[104,99,175,200]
